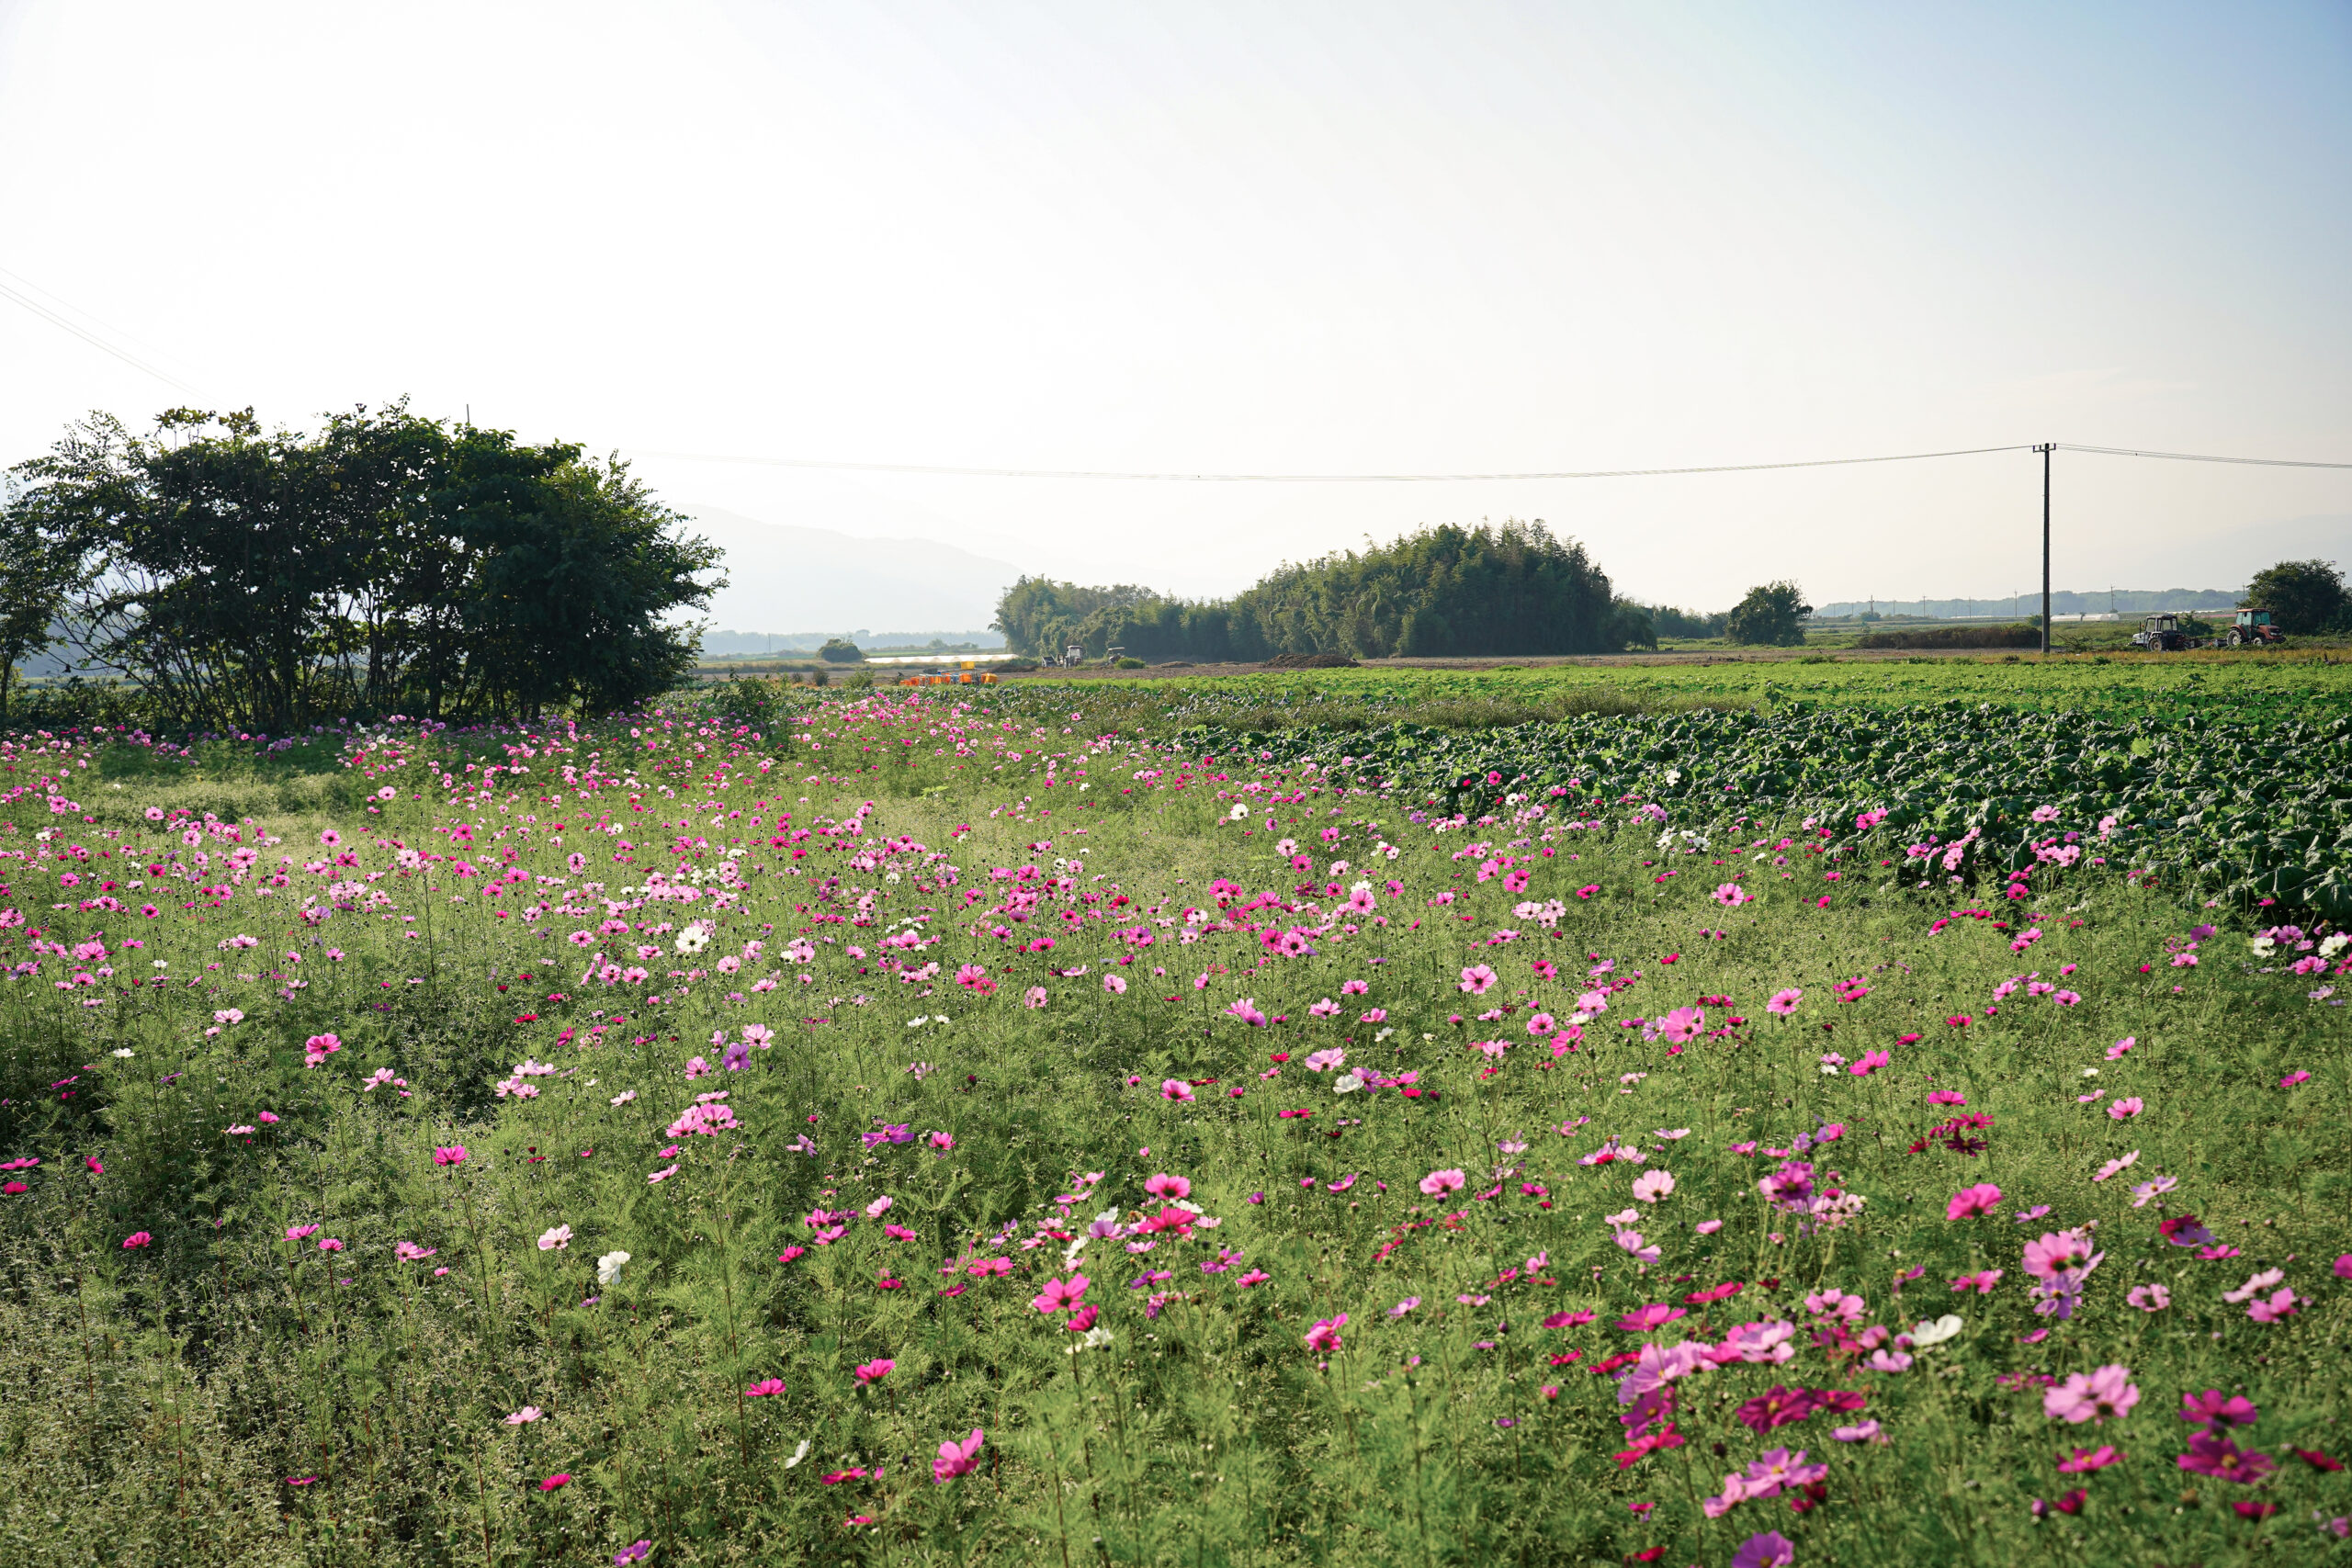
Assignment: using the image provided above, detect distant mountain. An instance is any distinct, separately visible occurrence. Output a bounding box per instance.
[677,505,1020,634]
[1818,589,2244,619]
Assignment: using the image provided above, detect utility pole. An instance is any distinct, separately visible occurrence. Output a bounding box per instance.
[2036,443,2054,655]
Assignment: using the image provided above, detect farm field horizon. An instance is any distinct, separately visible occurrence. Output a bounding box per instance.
[1,666,2347,1566]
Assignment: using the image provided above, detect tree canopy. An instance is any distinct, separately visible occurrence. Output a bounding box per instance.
[1723,581,1814,647]
[2,404,720,727]
[2243,558,2347,635]
[993,520,1640,661]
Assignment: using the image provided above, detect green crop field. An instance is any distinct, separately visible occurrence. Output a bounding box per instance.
[1,667,2346,1566]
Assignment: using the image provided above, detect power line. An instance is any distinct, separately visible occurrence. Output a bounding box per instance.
[624,442,2039,482]
[628,439,2352,482]
[2054,443,2352,470]
[0,269,206,399]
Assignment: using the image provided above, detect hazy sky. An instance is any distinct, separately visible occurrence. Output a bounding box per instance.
[2,1,2346,615]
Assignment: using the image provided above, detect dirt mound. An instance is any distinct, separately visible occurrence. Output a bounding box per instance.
[1264,651,1360,668]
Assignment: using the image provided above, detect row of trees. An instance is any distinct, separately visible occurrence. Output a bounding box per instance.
[994,520,1650,661]
[0,404,720,727]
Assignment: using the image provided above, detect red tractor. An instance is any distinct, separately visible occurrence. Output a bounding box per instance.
[2224,609,2284,648]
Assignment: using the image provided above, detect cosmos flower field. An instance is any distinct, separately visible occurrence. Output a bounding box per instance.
[1,678,2346,1567]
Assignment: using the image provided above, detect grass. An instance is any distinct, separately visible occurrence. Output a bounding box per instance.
[0,685,2346,1565]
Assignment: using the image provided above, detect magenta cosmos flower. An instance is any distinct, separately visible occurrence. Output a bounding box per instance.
[1946,1183,2002,1220]
[1767,988,1802,1015]
[933,1428,985,1483]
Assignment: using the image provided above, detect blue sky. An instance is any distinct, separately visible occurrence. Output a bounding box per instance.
[0,1,2343,616]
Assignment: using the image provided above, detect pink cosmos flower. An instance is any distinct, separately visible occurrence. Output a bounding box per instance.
[1024,986,1048,1009]
[2246,1287,2299,1323]
[743,1378,786,1397]
[2108,1097,2143,1121]
[1031,1275,1089,1314]
[2179,1389,2259,1428]
[2043,1364,2139,1424]
[1849,1050,1891,1076]
[122,1231,152,1249]
[1160,1079,1194,1102]
[1236,1269,1271,1288]
[1951,1269,2004,1294]
[1102,974,1126,995]
[1419,1168,1465,1196]
[933,1427,985,1483]
[1615,1303,1689,1333]
[434,1145,468,1167]
[1946,1183,2002,1221]
[1304,1314,1346,1353]
[2057,1445,2122,1473]
[1458,964,1498,996]
[854,1359,895,1385]
[1766,988,1802,1016]
[539,1473,570,1492]
[1712,883,1754,907]
[2127,1283,2169,1311]
[286,1224,320,1241]
[1144,1173,1191,1200]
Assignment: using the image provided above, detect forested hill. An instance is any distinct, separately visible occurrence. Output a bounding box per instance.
[992,520,1649,660]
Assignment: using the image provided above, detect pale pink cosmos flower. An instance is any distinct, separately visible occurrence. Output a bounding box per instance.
[504,1406,543,1425]
[2108,1098,2143,1121]
[2126,1283,2169,1312]
[2222,1268,2284,1303]
[2093,1151,2140,1182]
[2043,1364,2139,1424]
[1160,1079,1195,1102]
[537,1224,571,1251]
[1631,1169,1675,1203]
[1102,974,1126,995]
[1418,1168,1465,1196]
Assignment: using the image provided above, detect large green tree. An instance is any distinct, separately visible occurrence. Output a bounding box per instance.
[6,404,721,727]
[2243,558,2347,635]
[1724,581,1814,647]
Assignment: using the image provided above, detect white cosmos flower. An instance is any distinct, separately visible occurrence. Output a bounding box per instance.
[674,923,711,956]
[1910,1314,1963,1348]
[785,1438,811,1469]
[596,1250,630,1286]
[1227,804,1248,821]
